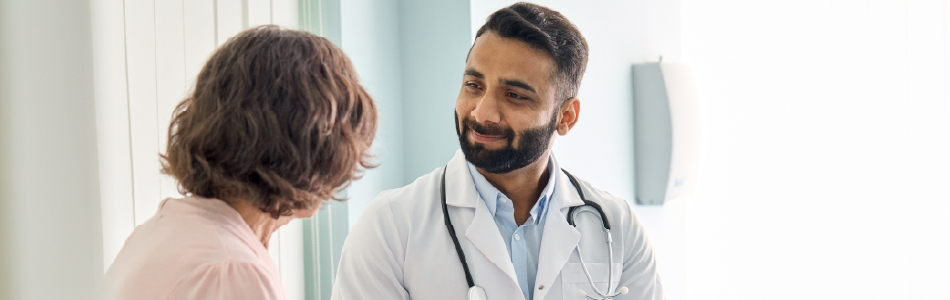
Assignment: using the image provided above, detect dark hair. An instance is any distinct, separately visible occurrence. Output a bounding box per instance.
[161,25,377,219]
[475,2,589,102]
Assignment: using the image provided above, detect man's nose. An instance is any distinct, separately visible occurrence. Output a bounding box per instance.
[471,93,501,124]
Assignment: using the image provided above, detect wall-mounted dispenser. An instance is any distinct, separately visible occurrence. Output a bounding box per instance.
[632,62,701,205]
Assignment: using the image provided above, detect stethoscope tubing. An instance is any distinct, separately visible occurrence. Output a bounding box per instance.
[571,209,619,299]
[563,169,621,298]
[441,168,476,288]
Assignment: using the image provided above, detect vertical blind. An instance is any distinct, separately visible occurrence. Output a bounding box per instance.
[93,0,345,299]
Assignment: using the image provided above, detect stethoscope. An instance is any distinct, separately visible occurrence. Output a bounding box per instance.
[441,166,630,300]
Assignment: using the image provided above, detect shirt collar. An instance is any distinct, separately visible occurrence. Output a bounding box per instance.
[466,155,559,224]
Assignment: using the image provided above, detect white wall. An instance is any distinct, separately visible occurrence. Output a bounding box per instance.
[0,0,103,299]
[682,0,950,299]
[91,0,305,298]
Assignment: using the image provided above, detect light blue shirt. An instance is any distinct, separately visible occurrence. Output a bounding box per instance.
[466,158,557,300]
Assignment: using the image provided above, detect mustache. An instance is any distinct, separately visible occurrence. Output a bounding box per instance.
[462,117,514,137]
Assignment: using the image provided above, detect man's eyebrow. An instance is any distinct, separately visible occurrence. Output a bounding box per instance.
[464,69,484,79]
[500,79,537,93]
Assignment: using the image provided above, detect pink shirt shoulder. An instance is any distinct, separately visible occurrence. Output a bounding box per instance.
[104,197,286,300]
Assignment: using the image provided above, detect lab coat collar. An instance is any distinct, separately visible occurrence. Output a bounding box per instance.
[551,155,586,209]
[465,156,557,225]
[444,149,479,208]
[445,151,522,288]
[445,149,581,209]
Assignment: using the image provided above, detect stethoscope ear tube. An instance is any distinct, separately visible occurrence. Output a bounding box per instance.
[562,169,610,230]
[442,167,476,289]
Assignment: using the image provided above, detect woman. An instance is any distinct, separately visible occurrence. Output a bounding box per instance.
[103,25,377,300]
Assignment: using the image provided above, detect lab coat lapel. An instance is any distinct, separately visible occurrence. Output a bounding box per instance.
[533,168,585,300]
[444,151,521,287]
[465,199,521,285]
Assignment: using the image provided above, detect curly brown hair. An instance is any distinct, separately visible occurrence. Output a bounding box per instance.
[161,25,377,219]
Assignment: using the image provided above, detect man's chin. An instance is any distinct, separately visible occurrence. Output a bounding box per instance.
[473,144,510,152]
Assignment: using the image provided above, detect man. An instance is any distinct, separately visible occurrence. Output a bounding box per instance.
[333,3,664,300]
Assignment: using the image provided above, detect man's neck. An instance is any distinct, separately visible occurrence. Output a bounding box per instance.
[476,152,552,225]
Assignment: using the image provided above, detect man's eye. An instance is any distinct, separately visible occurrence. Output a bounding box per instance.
[465,82,481,89]
[507,92,525,99]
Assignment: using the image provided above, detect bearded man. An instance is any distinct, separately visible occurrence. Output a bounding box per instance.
[333,3,665,300]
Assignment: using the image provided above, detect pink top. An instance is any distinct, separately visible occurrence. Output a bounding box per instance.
[104,197,286,300]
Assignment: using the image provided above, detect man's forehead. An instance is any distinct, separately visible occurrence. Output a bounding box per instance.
[466,32,556,91]
[469,32,554,69]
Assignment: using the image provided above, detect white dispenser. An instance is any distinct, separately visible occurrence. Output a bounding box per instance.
[632,62,701,205]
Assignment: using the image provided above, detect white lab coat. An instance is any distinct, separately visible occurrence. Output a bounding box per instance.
[332,150,664,300]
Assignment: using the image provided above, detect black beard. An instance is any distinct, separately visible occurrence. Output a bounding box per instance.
[455,111,558,174]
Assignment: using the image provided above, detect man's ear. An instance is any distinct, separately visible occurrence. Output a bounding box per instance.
[556,98,580,135]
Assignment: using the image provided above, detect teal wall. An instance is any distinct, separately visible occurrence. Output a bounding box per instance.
[397,0,472,181]
[339,0,408,228]
[339,0,472,227]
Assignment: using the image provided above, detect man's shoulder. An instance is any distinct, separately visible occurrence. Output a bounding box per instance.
[567,175,644,228]
[571,176,632,209]
[360,166,444,218]
[346,166,448,248]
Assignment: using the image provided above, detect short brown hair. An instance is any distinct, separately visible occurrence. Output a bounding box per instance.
[161,25,377,218]
[475,2,589,102]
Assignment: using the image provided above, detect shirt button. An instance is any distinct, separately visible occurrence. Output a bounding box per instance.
[500,197,507,203]
[538,285,545,290]
[514,234,521,241]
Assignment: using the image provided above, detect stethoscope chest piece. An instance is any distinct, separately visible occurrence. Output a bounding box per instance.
[468,286,487,300]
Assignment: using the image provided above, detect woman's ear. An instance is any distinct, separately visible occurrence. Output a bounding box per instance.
[556,98,580,135]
